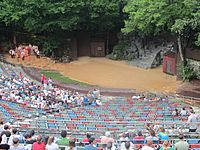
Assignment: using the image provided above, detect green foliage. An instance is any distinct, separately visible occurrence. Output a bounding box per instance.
[0,0,121,33]
[41,70,89,86]
[122,0,200,45]
[178,63,197,81]
[195,33,200,46]
[108,41,131,60]
[122,0,168,36]
[0,0,122,55]
[42,38,60,56]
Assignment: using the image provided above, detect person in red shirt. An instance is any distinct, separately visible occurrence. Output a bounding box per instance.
[19,72,23,81]
[133,131,145,140]
[82,133,91,143]
[32,135,45,150]
[41,74,45,84]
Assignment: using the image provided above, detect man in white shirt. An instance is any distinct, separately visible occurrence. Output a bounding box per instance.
[180,107,187,116]
[142,140,154,150]
[187,110,198,132]
[174,134,189,150]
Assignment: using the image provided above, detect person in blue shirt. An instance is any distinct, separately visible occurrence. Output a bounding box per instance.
[84,137,97,150]
[157,127,169,141]
[83,96,89,106]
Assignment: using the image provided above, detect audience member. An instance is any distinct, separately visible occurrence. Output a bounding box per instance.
[159,140,174,150]
[0,135,10,150]
[45,136,59,150]
[142,140,154,150]
[180,107,187,116]
[8,128,21,145]
[133,131,145,140]
[10,138,25,150]
[57,130,69,146]
[32,135,45,150]
[157,127,169,141]
[187,110,198,132]
[67,139,76,150]
[101,132,114,144]
[84,137,97,150]
[145,130,158,141]
[174,134,189,150]
[82,133,91,143]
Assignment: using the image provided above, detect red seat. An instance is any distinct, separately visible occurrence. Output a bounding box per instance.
[190,144,200,148]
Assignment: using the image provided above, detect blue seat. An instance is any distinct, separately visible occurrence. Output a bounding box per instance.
[188,139,200,144]
[132,140,145,144]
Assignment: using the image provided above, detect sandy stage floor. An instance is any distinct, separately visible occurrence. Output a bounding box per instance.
[5,55,181,93]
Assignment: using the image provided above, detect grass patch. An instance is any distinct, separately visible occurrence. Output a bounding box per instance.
[41,70,89,86]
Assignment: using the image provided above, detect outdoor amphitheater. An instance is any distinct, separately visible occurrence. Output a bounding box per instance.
[0,54,199,150]
[0,1,200,149]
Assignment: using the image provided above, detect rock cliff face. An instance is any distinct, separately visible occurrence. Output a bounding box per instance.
[108,35,176,69]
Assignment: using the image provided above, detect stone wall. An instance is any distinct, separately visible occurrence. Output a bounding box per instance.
[108,34,176,69]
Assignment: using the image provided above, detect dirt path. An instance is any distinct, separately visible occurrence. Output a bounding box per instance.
[5,55,181,93]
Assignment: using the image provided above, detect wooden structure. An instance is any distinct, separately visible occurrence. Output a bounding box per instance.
[163,51,176,75]
[70,32,117,59]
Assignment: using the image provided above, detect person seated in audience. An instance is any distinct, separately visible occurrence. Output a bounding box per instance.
[67,139,76,150]
[119,133,128,141]
[132,95,141,100]
[45,136,59,150]
[84,137,97,150]
[167,125,178,135]
[124,141,131,150]
[0,135,10,150]
[105,142,116,150]
[101,131,114,144]
[96,99,102,106]
[153,122,161,132]
[145,123,152,131]
[172,109,179,116]
[8,128,21,145]
[0,124,11,140]
[120,140,135,150]
[145,130,158,141]
[0,121,4,132]
[82,133,91,143]
[32,135,45,150]
[174,134,189,150]
[133,131,145,140]
[157,127,169,141]
[187,110,198,132]
[57,130,69,146]
[180,107,187,116]
[83,95,89,106]
[159,140,174,150]
[142,140,154,150]
[10,138,25,150]
[24,133,36,150]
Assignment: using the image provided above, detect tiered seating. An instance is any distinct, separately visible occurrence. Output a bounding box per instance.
[0,61,199,149]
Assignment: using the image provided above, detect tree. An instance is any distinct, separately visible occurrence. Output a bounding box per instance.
[0,0,123,55]
[122,0,200,63]
[171,0,200,62]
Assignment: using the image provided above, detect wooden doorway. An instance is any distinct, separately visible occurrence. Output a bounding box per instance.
[90,41,105,57]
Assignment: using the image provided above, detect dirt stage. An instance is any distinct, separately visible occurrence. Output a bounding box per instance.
[5,55,181,93]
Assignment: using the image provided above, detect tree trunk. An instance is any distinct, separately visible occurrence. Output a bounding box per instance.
[13,33,17,48]
[177,34,184,62]
[106,30,109,55]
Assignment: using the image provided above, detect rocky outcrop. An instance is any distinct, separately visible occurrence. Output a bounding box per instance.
[108,35,175,69]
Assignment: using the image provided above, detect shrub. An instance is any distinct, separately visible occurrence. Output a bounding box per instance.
[108,40,131,60]
[178,62,197,81]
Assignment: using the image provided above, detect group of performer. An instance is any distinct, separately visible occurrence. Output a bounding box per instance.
[9,44,40,61]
